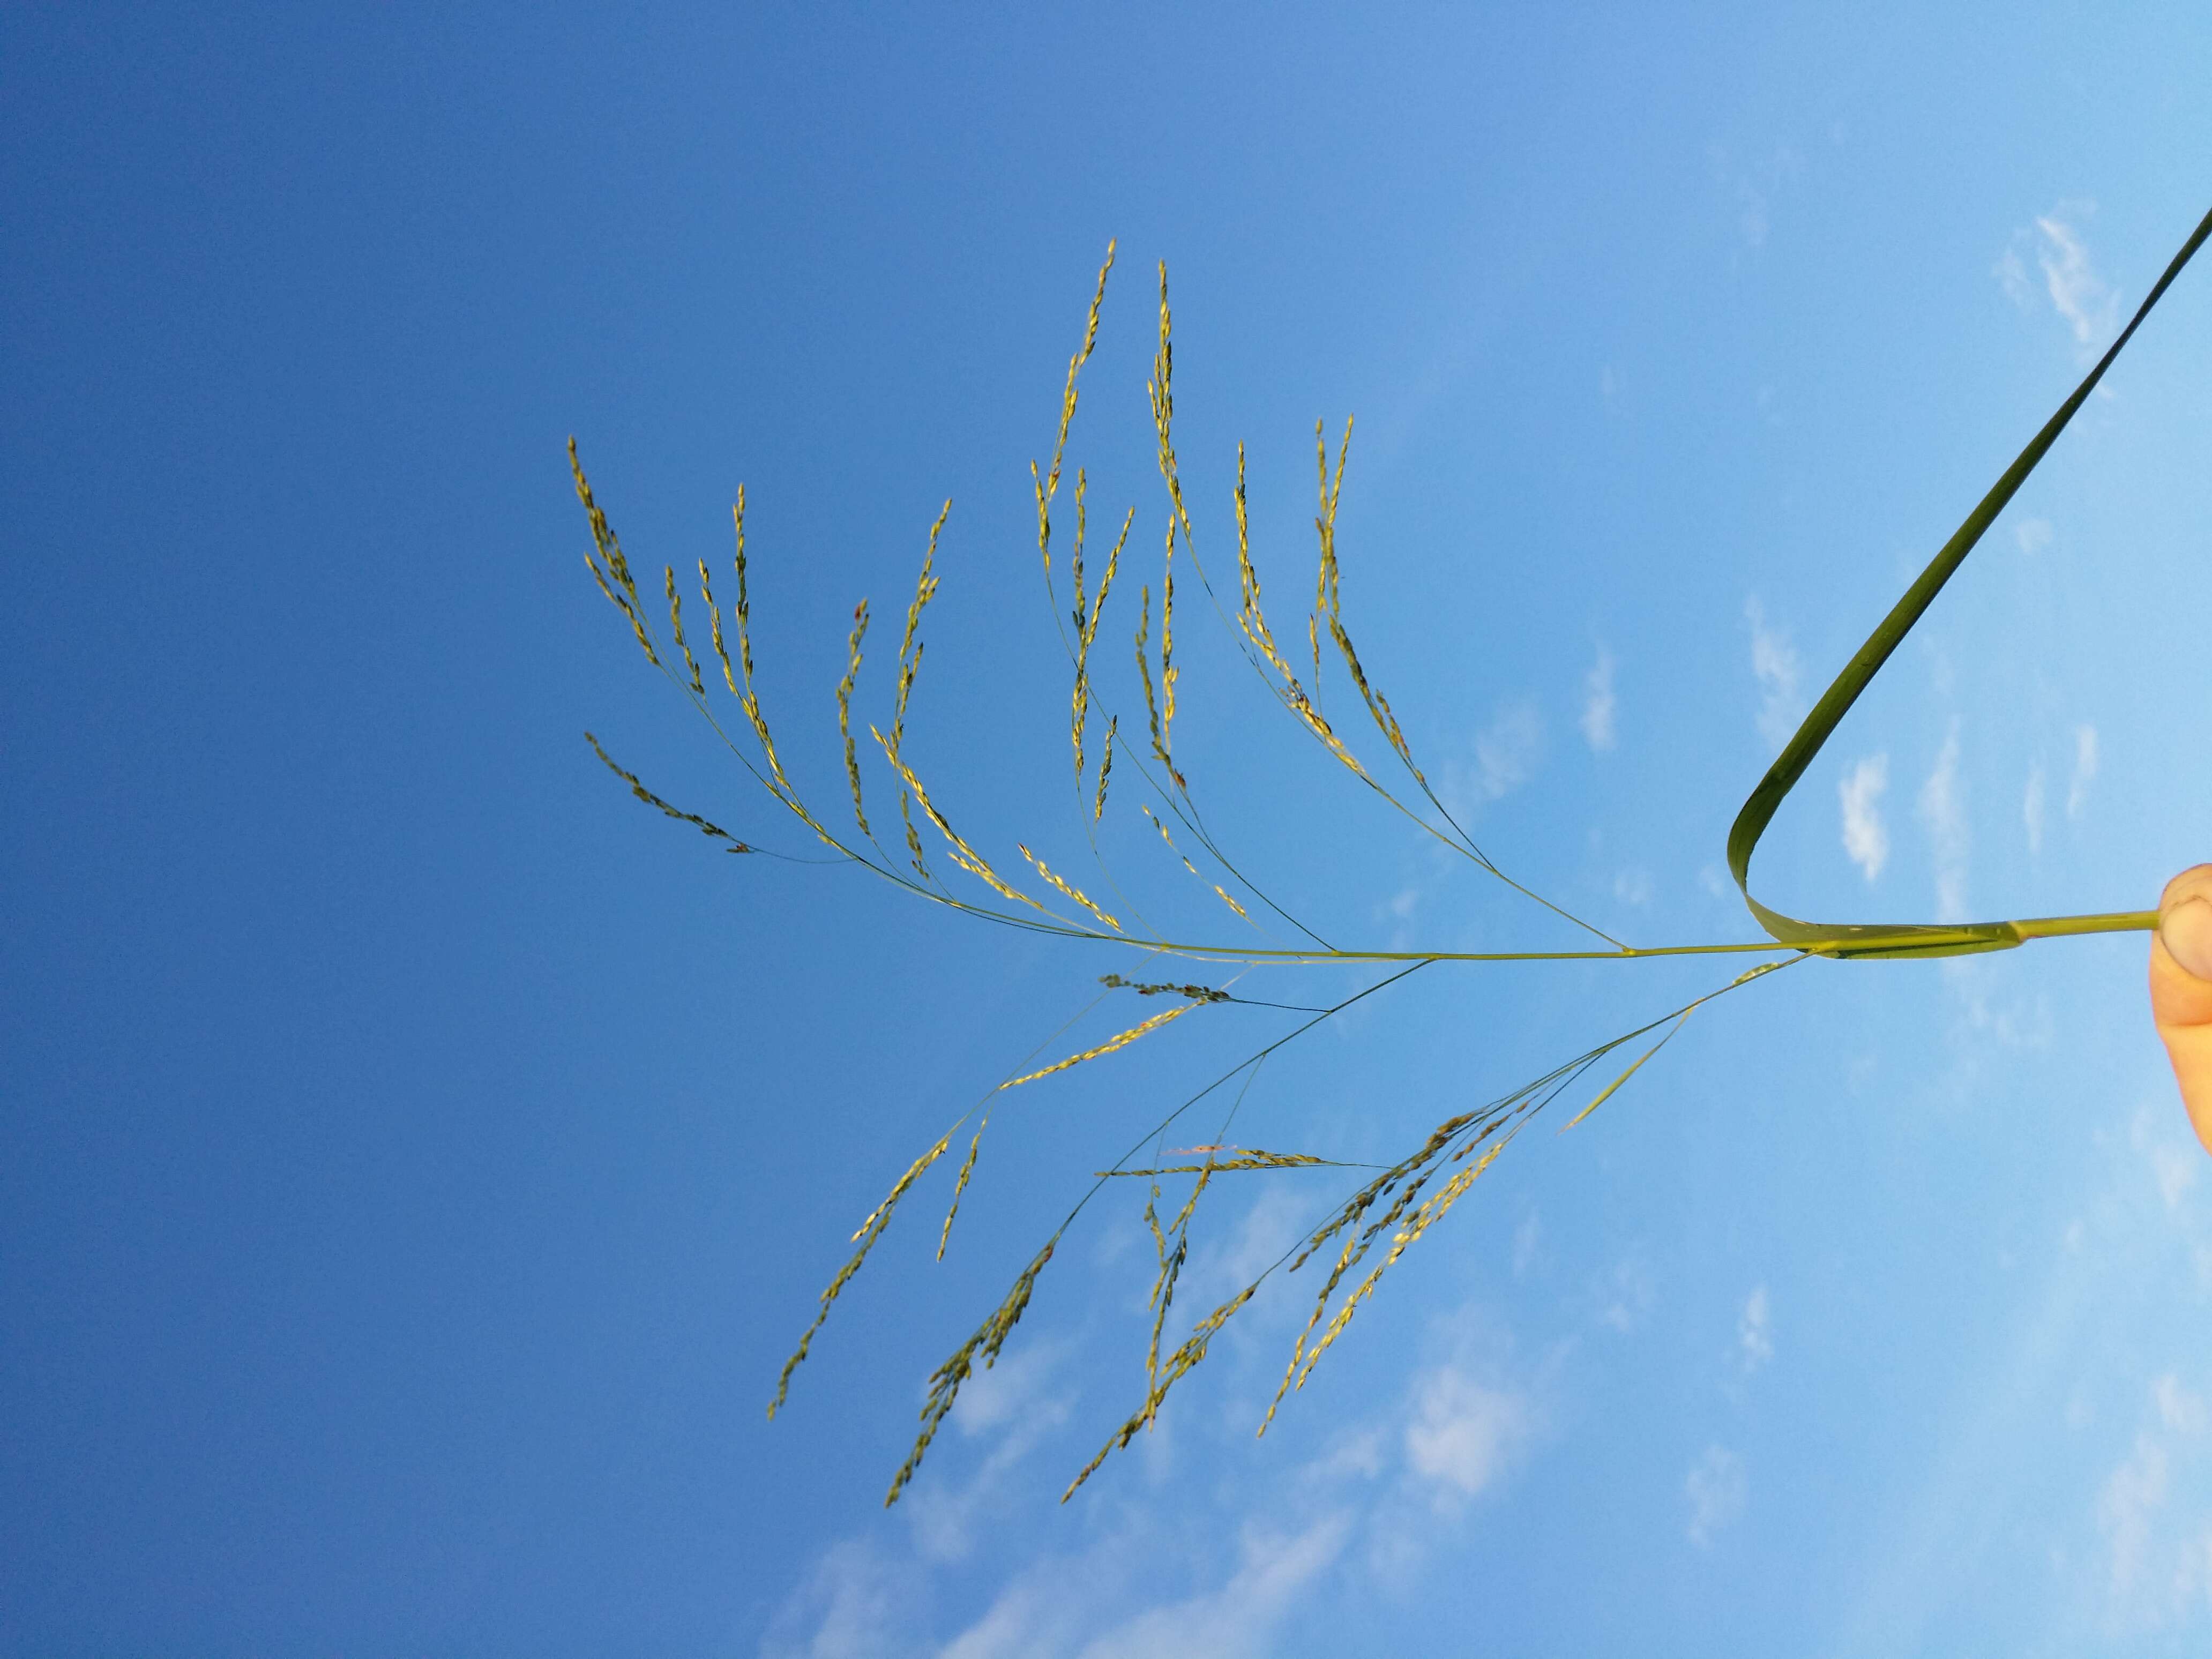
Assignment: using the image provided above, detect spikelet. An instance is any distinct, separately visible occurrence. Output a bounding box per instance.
[1034,241,1116,584]
[1259,1105,1493,1434]
[1134,584,1163,776]
[568,439,661,667]
[1146,260,1198,563]
[1142,1185,1185,1411]
[873,728,1045,915]
[768,1131,954,1419]
[1098,973,1229,1003]
[1310,417,1430,788]
[1260,1228,1374,1437]
[1312,417,1347,654]
[936,1119,987,1261]
[1228,447,1372,783]
[835,599,872,839]
[1002,1003,1197,1088]
[1136,1157,1224,1426]
[1098,1149,1351,1177]
[663,566,706,695]
[1292,1137,1515,1393]
[719,491,801,810]
[700,558,742,698]
[585,732,751,853]
[890,504,951,881]
[1018,844,1122,932]
[1139,803,1208,883]
[1062,1282,1257,1500]
[1132,804,1253,923]
[887,1238,1058,1507]
[1092,715,1117,823]
[1231,445,1297,686]
[1159,518,1180,786]
[1070,502,1131,784]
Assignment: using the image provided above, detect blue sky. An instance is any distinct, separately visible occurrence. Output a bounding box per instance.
[5,5,2211,1655]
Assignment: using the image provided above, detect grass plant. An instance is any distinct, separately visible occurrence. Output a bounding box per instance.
[569,202,2211,1508]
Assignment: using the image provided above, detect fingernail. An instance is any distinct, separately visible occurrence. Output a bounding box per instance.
[2162,896,2212,982]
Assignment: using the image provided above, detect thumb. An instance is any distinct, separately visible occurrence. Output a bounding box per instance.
[2159,895,2212,986]
[2151,866,2212,1158]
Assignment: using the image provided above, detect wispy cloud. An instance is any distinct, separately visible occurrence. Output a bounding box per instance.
[1596,1251,1655,1334]
[1511,1212,1540,1278]
[2025,761,2046,855]
[761,1538,925,1659]
[2014,516,2054,556]
[1745,597,1804,753]
[2096,1372,2212,1630]
[1918,722,1967,922]
[1580,647,1617,752]
[1403,1365,1534,1508]
[1839,753,1890,882]
[1686,1445,1747,1546]
[2036,215,2119,347]
[2134,1105,2201,1215]
[906,1342,1074,1564]
[1997,209,2119,357]
[1738,1285,1773,1375]
[1474,700,1544,801]
[2068,722,2099,820]
[1010,1518,1347,1659]
[1613,867,1653,907]
[1710,143,1802,251]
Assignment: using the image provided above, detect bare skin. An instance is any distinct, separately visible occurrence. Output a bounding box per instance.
[2151,864,2212,1159]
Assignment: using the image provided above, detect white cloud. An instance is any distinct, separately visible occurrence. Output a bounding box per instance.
[2036,215,2118,347]
[1745,597,1804,753]
[1918,722,1967,922]
[1613,867,1653,907]
[2091,1362,2212,1631]
[1195,1186,1309,1309]
[1474,700,1544,801]
[2156,1374,2208,1437]
[2130,1105,2202,1215]
[950,1338,1065,1440]
[772,1289,1570,1659]
[1998,211,2119,355]
[2099,1432,2169,1606]
[937,1557,1097,1659]
[2025,762,2046,855]
[761,1538,925,1659]
[2154,1143,2200,1213]
[2014,516,2054,556]
[1067,1518,1348,1659]
[1511,1212,1540,1278]
[1686,1445,1747,1546]
[1580,647,1617,752]
[906,1342,1074,1564]
[2067,722,2098,819]
[1403,1366,1533,1506]
[1839,753,1890,882]
[1712,143,1801,251]
[1596,1252,1655,1334]
[1738,1285,1773,1374]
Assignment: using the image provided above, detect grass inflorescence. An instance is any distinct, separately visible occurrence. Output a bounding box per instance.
[570,203,2211,1506]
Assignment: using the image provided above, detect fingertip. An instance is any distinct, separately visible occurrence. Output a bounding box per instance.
[2159,895,2212,985]
[2159,863,2212,914]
